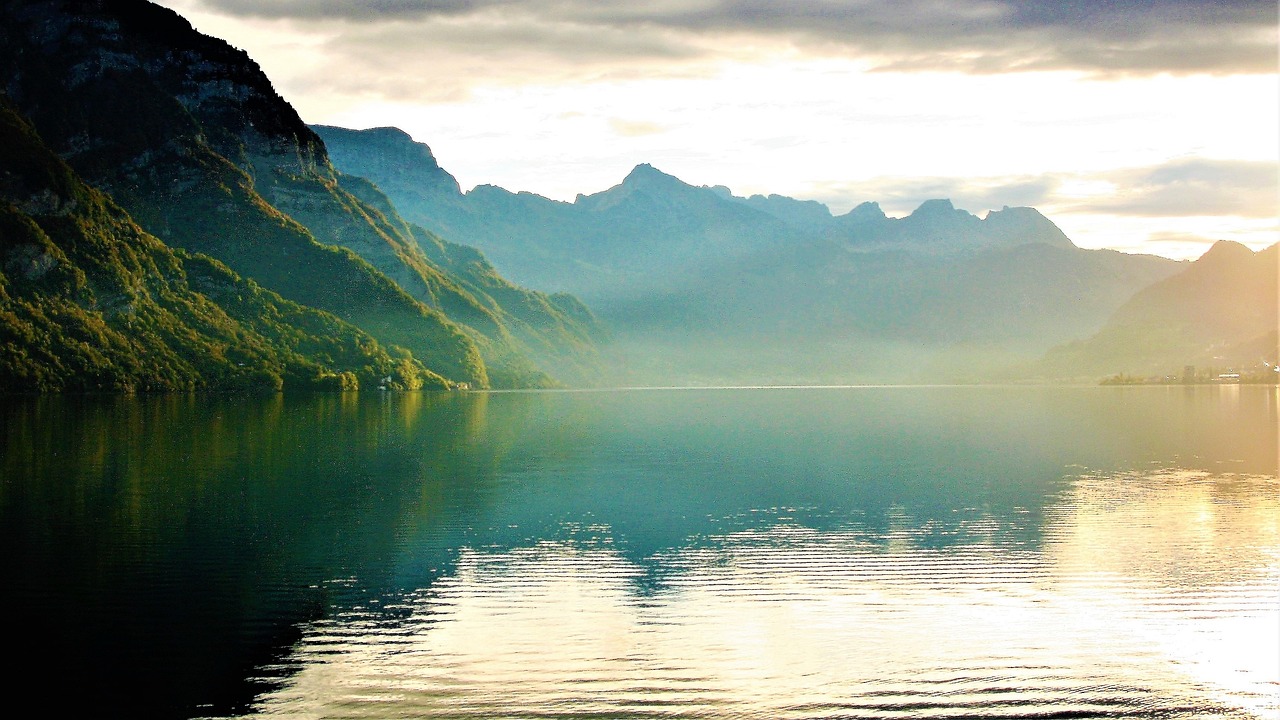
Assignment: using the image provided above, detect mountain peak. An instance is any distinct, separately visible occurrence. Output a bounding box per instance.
[622,163,680,185]
[313,124,441,168]
[982,205,1075,249]
[1196,239,1254,265]
[574,162,701,210]
[909,199,960,218]
[311,124,460,196]
[844,201,887,222]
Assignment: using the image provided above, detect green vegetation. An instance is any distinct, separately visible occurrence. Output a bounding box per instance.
[336,173,607,385]
[0,0,607,392]
[95,133,489,388]
[0,100,445,393]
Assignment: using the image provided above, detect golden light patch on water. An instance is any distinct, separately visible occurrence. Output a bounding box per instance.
[1043,469,1280,718]
[244,471,1279,719]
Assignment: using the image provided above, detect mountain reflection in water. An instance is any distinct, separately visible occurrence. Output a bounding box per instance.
[0,386,1275,719]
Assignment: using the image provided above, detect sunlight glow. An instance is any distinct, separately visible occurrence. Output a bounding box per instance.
[246,471,1280,719]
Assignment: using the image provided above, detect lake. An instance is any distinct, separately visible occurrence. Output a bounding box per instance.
[1,386,1276,719]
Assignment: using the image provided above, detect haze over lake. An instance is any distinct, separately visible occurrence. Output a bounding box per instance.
[3,386,1276,719]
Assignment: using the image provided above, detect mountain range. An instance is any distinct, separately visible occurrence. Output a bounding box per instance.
[319,125,1270,384]
[1,0,1273,391]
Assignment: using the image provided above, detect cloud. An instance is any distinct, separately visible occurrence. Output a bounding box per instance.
[181,0,1277,75]
[1139,227,1279,259]
[235,8,718,104]
[1071,159,1278,218]
[608,118,668,137]
[1145,230,1230,246]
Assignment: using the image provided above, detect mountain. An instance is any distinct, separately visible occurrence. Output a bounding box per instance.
[0,98,444,392]
[314,126,803,299]
[595,238,1181,385]
[821,199,1076,254]
[316,124,1183,384]
[311,125,466,207]
[314,125,1091,303]
[0,0,604,389]
[333,173,607,384]
[1040,241,1279,380]
[709,186,834,231]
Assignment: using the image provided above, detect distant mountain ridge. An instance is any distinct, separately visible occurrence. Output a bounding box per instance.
[316,124,1092,303]
[315,124,1187,384]
[0,0,605,389]
[1040,241,1278,379]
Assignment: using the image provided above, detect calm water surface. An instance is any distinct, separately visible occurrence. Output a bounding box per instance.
[1,386,1276,719]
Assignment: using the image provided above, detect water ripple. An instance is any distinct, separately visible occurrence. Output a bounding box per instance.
[235,469,1278,720]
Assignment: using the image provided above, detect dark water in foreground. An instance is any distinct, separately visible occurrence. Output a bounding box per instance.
[1,386,1276,719]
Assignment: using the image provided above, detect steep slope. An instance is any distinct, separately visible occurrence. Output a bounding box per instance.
[335,173,607,385]
[266,125,607,380]
[1,0,602,388]
[315,125,467,210]
[0,0,486,386]
[0,99,444,392]
[1040,241,1279,379]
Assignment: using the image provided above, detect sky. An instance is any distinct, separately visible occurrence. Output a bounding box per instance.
[153,0,1279,260]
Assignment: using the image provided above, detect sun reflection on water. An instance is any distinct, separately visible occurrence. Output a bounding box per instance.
[244,469,1279,719]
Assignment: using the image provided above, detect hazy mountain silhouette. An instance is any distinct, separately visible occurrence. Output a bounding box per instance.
[316,125,801,299]
[1040,241,1278,379]
[317,124,1185,383]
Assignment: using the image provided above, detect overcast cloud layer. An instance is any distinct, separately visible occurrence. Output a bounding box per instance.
[160,0,1279,259]
[186,0,1276,75]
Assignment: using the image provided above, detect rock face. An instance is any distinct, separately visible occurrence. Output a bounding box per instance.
[728,192,833,231]
[0,0,605,389]
[2,0,324,183]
